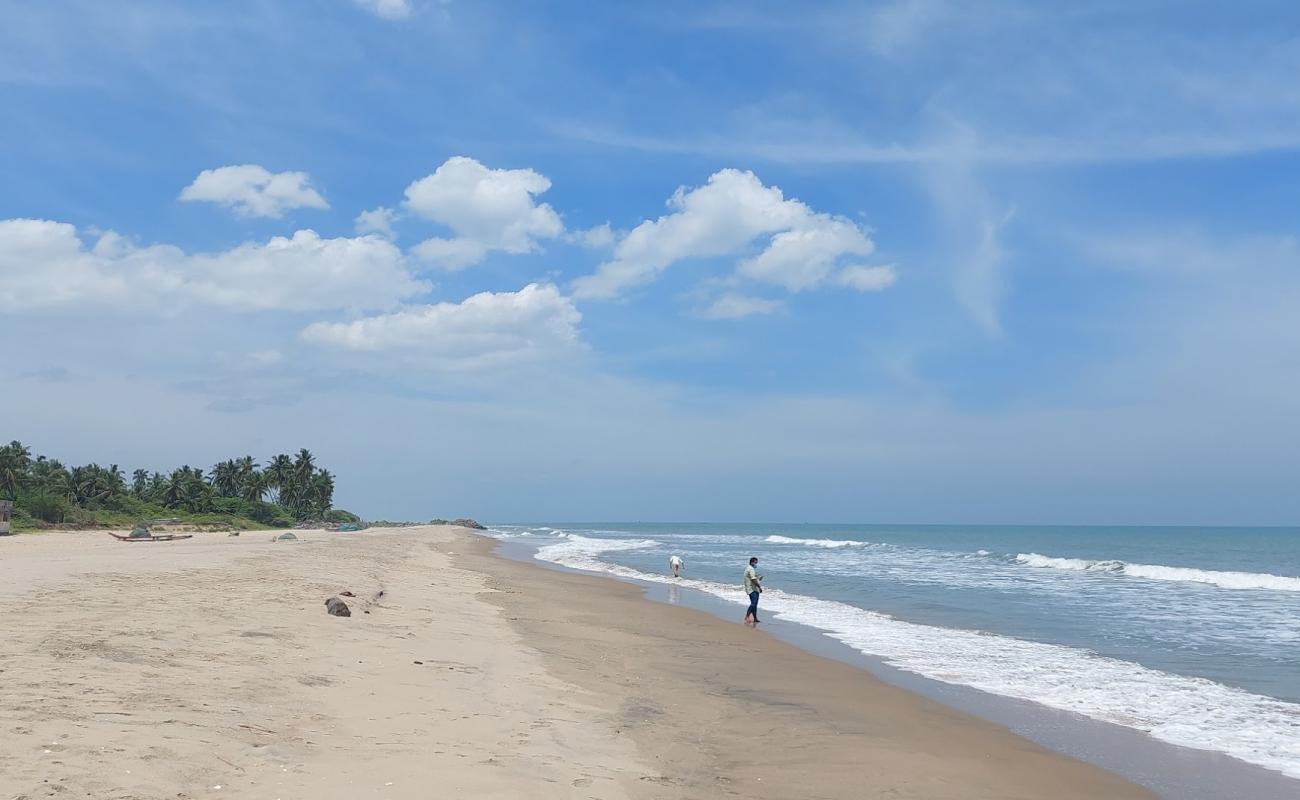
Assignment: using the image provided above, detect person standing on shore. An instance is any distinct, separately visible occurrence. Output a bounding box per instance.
[743,557,763,626]
[669,554,684,578]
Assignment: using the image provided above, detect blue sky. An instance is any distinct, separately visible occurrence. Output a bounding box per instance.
[3,0,1299,525]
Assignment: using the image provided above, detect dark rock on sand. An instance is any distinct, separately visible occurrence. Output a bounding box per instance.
[325,596,351,617]
[451,518,487,530]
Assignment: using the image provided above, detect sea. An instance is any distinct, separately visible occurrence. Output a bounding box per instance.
[486,522,1300,792]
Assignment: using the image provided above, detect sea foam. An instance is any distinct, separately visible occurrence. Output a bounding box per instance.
[535,535,1300,779]
[765,535,872,548]
[1016,552,1300,592]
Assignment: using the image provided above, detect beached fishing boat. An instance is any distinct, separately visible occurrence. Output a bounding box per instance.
[107,521,193,542]
[107,531,194,542]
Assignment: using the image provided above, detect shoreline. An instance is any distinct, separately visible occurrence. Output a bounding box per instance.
[2,525,1280,799]
[485,533,1300,800]
[456,531,1156,799]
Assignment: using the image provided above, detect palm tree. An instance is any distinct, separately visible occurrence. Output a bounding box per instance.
[162,468,187,508]
[147,471,167,500]
[71,465,106,506]
[6,441,31,463]
[293,449,315,482]
[311,469,335,515]
[235,455,257,481]
[131,468,149,497]
[106,464,126,497]
[30,458,70,497]
[0,441,30,500]
[210,460,238,497]
[239,470,268,502]
[0,456,19,500]
[7,445,340,523]
[266,454,294,504]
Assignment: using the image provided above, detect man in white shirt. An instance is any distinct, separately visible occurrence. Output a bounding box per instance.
[668,554,684,578]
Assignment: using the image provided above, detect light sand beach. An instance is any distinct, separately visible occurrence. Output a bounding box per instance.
[0,526,1153,799]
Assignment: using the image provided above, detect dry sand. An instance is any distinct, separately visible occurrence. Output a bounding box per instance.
[0,526,1154,799]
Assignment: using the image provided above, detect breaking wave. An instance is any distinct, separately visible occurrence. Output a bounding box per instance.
[1015,553,1300,592]
[765,535,872,549]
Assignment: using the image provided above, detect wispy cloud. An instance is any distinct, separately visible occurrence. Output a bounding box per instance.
[553,1,1300,167]
[696,293,784,321]
[352,0,414,21]
[921,154,1014,336]
[552,121,1300,167]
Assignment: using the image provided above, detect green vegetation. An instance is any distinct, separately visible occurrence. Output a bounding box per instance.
[0,441,353,532]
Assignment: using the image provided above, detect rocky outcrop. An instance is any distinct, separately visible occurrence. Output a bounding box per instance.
[450,518,487,530]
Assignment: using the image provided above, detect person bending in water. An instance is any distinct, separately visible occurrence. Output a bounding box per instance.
[743,556,763,626]
[669,554,685,578]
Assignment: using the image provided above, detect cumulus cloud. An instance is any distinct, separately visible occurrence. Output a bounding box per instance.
[697,292,784,320]
[572,169,887,299]
[0,218,428,313]
[179,164,329,218]
[355,206,399,239]
[737,218,874,291]
[301,283,581,370]
[352,0,412,19]
[403,156,563,269]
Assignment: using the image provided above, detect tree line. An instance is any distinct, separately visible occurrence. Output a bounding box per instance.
[0,440,343,527]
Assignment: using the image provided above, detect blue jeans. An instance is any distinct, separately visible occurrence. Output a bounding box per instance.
[746,591,760,620]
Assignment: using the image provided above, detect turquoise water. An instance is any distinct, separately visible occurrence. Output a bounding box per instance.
[489,523,1300,780]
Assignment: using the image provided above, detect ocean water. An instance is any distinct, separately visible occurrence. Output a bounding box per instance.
[487,523,1300,781]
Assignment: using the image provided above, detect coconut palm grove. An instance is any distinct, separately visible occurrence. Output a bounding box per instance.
[0,440,355,530]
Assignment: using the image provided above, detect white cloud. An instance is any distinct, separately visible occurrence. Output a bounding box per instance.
[355,206,399,239]
[834,265,898,292]
[353,0,412,20]
[301,283,581,370]
[0,219,428,313]
[697,292,784,320]
[404,156,563,269]
[738,218,874,291]
[566,223,616,249]
[572,168,886,299]
[179,164,329,218]
[573,169,800,298]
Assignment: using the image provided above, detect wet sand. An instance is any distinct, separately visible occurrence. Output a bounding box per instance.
[456,532,1154,799]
